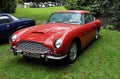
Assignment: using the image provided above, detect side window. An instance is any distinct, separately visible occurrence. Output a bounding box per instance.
[0,16,10,24]
[90,14,94,21]
[84,14,94,24]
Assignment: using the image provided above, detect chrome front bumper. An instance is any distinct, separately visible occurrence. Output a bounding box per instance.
[9,47,67,60]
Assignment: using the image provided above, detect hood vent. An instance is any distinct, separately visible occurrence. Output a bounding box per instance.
[32,31,45,34]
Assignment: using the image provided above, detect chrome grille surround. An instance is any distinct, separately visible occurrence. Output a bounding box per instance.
[17,41,50,54]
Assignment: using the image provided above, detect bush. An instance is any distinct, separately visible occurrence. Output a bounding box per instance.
[108,1,120,30]
[65,0,78,10]
[65,0,120,30]
[16,0,24,4]
[65,0,102,16]
[0,0,16,13]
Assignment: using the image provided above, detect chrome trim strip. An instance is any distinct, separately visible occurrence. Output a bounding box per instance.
[9,47,67,60]
[41,54,67,60]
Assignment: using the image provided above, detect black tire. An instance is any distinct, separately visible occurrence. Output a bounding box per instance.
[65,41,79,64]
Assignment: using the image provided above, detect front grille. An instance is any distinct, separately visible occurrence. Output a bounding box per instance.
[17,41,50,54]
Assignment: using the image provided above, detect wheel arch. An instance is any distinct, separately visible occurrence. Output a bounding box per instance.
[65,37,81,64]
[98,27,100,32]
[72,37,81,52]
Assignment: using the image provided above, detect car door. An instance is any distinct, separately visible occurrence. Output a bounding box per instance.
[0,15,12,39]
[0,15,18,39]
[15,19,31,30]
[80,13,96,49]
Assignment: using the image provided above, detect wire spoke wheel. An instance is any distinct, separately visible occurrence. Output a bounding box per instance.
[69,44,77,61]
[66,41,78,64]
[96,30,99,39]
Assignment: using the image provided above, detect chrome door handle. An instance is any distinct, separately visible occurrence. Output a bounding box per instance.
[7,25,10,27]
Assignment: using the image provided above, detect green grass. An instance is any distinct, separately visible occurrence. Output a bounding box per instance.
[0,30,120,79]
[0,7,120,79]
[13,6,66,24]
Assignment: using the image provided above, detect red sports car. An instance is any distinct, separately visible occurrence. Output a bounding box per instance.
[9,10,101,63]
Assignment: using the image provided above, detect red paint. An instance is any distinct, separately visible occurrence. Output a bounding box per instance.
[9,10,101,58]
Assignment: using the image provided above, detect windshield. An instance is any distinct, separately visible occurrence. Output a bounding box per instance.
[10,15,19,21]
[48,13,83,24]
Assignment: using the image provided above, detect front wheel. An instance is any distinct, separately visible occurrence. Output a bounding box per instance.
[65,41,78,64]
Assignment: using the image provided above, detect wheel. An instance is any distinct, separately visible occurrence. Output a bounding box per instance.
[66,41,78,64]
[95,29,99,39]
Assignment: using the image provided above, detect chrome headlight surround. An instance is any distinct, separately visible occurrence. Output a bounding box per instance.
[54,39,62,49]
[9,34,17,42]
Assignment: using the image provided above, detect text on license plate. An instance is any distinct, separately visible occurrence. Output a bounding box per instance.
[23,52,41,58]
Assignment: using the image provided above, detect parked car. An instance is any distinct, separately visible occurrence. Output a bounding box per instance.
[0,13,35,40]
[9,10,101,63]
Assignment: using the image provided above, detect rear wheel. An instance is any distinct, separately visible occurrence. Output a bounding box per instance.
[66,41,78,64]
[95,29,99,39]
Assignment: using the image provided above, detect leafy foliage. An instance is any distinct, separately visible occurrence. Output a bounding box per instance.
[23,0,56,2]
[16,0,24,4]
[65,0,78,10]
[0,0,16,13]
[65,0,120,30]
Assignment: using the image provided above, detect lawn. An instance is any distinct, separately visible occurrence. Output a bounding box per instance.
[0,7,120,79]
[13,6,66,24]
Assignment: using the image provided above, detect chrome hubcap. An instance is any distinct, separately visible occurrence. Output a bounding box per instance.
[96,30,99,39]
[69,44,77,61]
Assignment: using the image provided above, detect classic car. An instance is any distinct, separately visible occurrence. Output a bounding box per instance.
[0,13,35,40]
[9,10,101,63]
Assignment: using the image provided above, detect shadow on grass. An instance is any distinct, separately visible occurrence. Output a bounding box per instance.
[0,39,9,45]
[14,56,69,69]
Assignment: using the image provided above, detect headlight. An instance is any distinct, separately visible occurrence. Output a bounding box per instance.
[54,39,62,48]
[10,34,17,42]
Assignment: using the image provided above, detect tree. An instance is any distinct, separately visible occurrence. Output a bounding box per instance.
[24,0,50,2]
[0,0,16,13]
[16,0,24,4]
[65,0,78,10]
[65,0,120,29]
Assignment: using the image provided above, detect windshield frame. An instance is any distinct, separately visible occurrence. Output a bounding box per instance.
[10,15,19,21]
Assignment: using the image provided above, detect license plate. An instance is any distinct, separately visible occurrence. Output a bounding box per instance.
[23,52,41,58]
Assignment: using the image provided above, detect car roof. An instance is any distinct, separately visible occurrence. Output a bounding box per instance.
[0,13,10,16]
[55,10,90,14]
